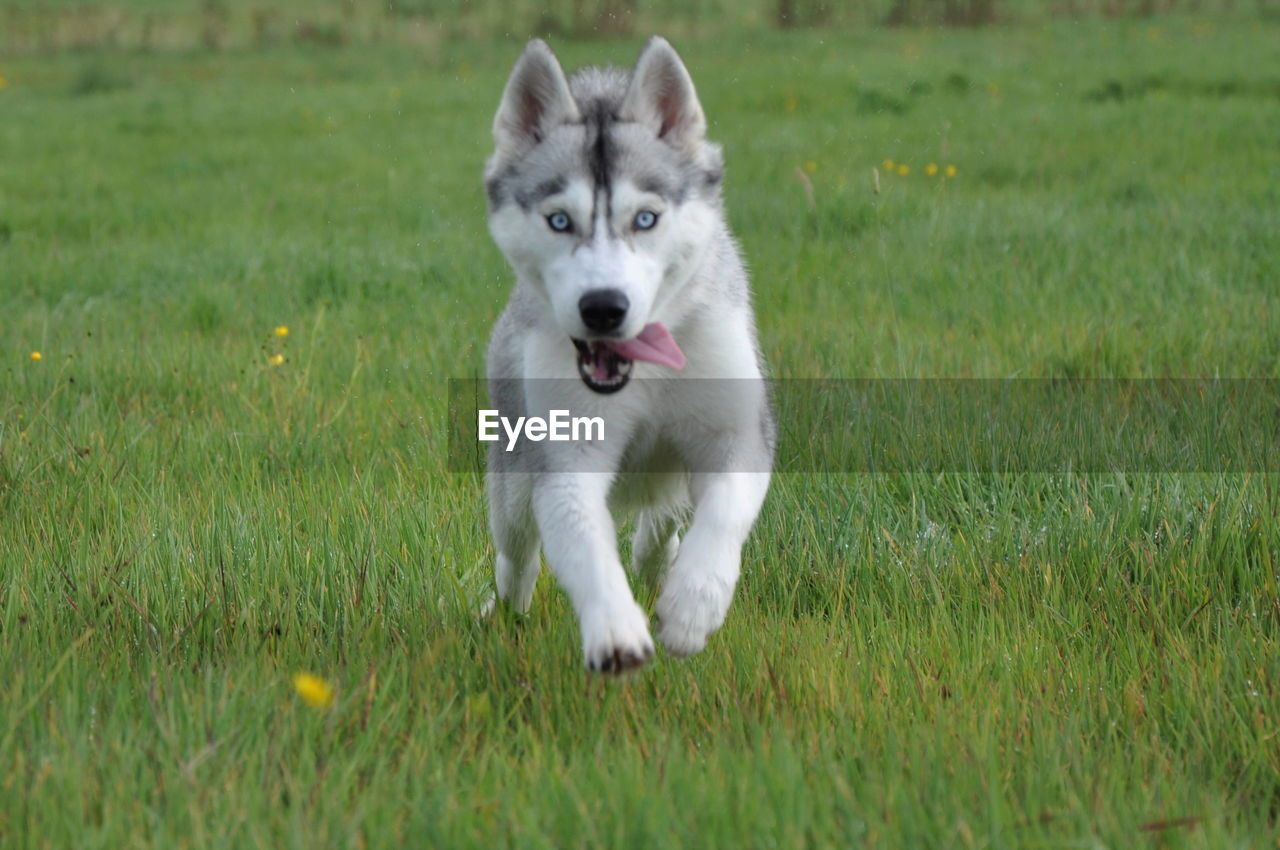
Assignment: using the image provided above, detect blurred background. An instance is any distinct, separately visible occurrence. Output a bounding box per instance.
[2,0,1275,53]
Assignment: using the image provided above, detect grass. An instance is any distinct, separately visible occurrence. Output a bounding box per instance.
[2,12,1279,847]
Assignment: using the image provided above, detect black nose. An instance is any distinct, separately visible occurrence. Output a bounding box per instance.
[578,289,629,334]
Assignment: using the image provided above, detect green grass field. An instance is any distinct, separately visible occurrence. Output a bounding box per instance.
[3,11,1279,847]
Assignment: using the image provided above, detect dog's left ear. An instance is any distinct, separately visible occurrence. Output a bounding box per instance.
[621,37,706,148]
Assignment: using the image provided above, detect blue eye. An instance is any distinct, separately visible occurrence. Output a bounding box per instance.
[634,210,658,231]
[546,212,572,233]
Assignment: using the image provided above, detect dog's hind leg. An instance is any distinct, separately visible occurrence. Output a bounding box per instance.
[488,473,541,614]
[631,510,680,588]
[624,471,687,588]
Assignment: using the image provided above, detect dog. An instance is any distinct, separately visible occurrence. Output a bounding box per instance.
[482,37,774,673]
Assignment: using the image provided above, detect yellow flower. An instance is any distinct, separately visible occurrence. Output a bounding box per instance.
[882,159,895,171]
[896,164,910,177]
[804,160,817,174]
[274,325,289,337]
[925,163,939,176]
[268,353,285,366]
[0,77,9,91]
[784,95,797,112]
[292,672,334,708]
[30,351,42,361]
[944,164,958,178]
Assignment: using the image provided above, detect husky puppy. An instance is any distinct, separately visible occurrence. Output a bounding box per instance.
[483,37,774,673]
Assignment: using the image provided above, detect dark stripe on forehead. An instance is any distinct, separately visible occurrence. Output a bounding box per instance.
[585,99,614,195]
[584,99,615,235]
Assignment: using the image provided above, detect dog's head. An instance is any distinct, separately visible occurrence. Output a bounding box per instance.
[484,38,723,393]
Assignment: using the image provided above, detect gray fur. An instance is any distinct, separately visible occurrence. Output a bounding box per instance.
[482,37,775,672]
[485,50,723,216]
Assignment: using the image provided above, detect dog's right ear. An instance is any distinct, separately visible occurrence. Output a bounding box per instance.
[493,40,580,159]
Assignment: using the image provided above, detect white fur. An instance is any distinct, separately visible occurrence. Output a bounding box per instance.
[484,38,773,674]
[488,177,715,344]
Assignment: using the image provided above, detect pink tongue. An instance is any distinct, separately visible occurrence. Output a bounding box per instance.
[601,323,685,370]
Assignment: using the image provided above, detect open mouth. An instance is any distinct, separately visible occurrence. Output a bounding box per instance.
[573,339,634,394]
[570,323,686,394]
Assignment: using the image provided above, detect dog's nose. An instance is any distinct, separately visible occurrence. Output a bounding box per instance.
[578,289,629,334]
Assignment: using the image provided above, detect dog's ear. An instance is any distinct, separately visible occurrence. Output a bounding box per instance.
[621,37,706,148]
[493,40,580,158]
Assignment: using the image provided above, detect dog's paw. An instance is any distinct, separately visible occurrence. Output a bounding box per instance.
[655,574,732,658]
[580,600,655,674]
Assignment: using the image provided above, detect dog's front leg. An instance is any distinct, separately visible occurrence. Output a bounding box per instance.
[657,470,770,657]
[533,472,655,673]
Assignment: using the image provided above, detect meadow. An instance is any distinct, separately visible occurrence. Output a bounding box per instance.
[2,9,1279,847]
